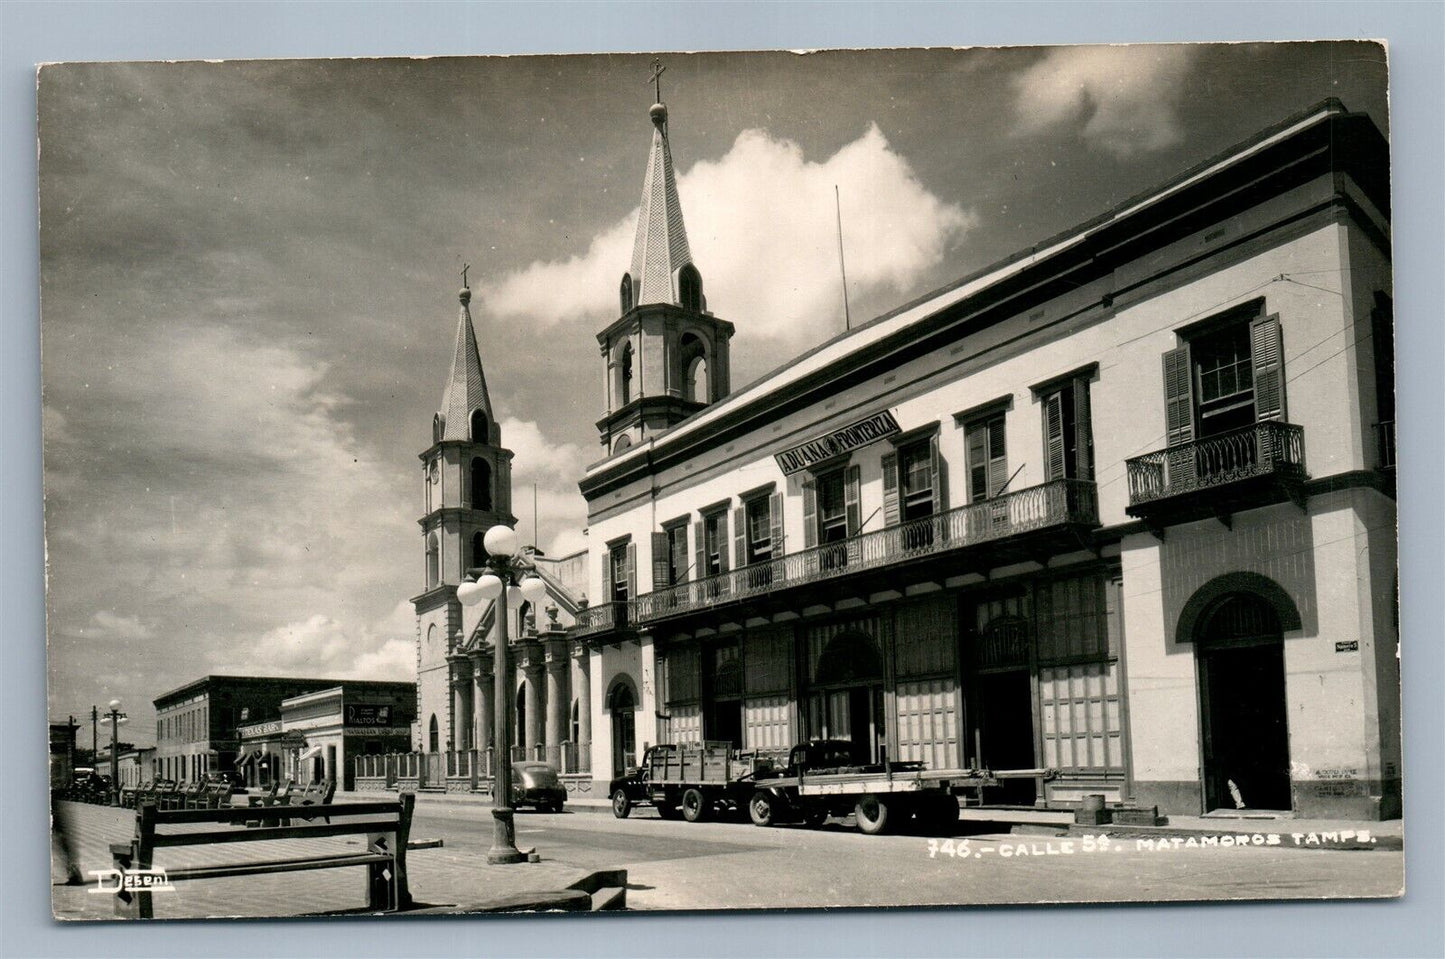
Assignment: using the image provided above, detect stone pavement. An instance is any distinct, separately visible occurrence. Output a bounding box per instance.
[51,800,602,921]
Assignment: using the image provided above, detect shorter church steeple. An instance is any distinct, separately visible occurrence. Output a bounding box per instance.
[597,61,734,455]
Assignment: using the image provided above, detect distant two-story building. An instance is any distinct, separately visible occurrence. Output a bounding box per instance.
[573,97,1398,820]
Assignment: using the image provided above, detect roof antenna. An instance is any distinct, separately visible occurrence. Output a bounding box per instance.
[835,185,852,331]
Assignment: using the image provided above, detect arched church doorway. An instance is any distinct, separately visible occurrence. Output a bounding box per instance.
[809,631,885,764]
[1196,591,1291,812]
[607,678,638,776]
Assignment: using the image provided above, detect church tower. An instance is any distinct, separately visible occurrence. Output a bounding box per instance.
[597,61,734,455]
[412,277,515,752]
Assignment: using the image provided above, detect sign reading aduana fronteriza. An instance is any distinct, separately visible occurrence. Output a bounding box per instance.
[774,410,901,475]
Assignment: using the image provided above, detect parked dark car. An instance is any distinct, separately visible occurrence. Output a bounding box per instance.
[609,744,679,819]
[512,761,565,813]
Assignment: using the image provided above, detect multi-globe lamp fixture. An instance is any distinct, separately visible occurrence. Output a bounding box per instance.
[455,524,548,864]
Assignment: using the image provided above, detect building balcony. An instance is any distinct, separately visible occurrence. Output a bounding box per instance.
[1125,421,1307,527]
[633,478,1098,626]
[572,600,631,639]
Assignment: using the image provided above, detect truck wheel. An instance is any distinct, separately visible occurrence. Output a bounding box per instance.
[854,795,894,835]
[748,790,777,827]
[611,789,632,819]
[681,788,711,823]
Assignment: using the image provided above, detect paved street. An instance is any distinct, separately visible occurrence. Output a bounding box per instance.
[55,799,1403,918]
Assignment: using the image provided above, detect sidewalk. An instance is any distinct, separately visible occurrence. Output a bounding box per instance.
[51,800,617,921]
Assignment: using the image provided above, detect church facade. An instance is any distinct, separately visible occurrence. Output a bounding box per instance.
[571,96,1399,820]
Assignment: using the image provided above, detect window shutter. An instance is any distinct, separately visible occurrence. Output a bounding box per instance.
[1073,378,1094,480]
[845,465,861,535]
[966,422,988,502]
[672,527,690,583]
[651,531,670,589]
[1251,314,1286,422]
[987,419,1009,497]
[881,452,901,526]
[1162,345,1194,446]
[693,520,705,580]
[931,433,948,512]
[769,491,784,556]
[733,505,747,568]
[716,513,729,574]
[625,541,637,600]
[802,479,817,548]
[602,549,614,602]
[1043,392,1065,481]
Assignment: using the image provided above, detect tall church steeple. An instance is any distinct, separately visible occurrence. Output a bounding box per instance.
[598,60,734,454]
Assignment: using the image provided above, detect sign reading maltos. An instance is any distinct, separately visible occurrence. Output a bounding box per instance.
[774,410,901,475]
[345,704,395,727]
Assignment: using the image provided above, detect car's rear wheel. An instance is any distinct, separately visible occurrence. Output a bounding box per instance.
[681,788,710,823]
[854,795,894,835]
[748,790,777,827]
[611,788,632,819]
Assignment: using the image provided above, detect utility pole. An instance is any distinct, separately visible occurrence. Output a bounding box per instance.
[91,705,99,761]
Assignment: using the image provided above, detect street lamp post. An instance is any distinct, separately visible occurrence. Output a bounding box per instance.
[457,524,549,865]
[100,699,127,806]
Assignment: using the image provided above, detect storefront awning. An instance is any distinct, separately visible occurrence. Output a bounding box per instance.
[235,747,261,766]
[297,745,323,762]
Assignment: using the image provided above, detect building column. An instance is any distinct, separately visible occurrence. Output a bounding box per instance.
[518,640,545,759]
[544,637,569,765]
[572,640,592,769]
[469,647,493,758]
[446,653,470,751]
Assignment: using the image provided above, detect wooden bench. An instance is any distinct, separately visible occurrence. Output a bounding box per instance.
[109,795,414,918]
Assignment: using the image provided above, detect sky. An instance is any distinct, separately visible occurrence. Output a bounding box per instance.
[38,42,1388,742]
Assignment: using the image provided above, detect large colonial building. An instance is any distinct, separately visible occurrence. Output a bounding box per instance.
[571,96,1398,820]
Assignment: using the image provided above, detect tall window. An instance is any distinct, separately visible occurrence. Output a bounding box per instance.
[679,264,702,313]
[899,443,935,520]
[425,532,440,587]
[666,523,689,584]
[610,542,631,602]
[817,470,849,543]
[619,342,634,405]
[619,273,634,314]
[1163,305,1285,450]
[965,415,1008,502]
[1040,378,1094,481]
[470,457,492,511]
[471,531,485,573]
[703,511,726,576]
[470,409,488,443]
[1193,323,1255,437]
[428,715,439,752]
[744,496,773,564]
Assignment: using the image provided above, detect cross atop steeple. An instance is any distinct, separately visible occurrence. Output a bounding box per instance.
[648,58,666,104]
[460,262,470,289]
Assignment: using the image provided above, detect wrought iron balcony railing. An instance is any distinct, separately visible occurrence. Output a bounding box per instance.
[632,478,1098,625]
[572,599,629,638]
[1125,421,1306,509]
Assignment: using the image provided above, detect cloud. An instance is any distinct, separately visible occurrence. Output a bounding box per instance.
[1013,45,1197,158]
[215,602,416,680]
[88,611,154,641]
[479,124,976,359]
[498,416,590,558]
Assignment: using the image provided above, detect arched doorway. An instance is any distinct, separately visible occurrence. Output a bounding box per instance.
[515,683,526,760]
[809,631,885,764]
[1196,591,1291,811]
[607,678,638,776]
